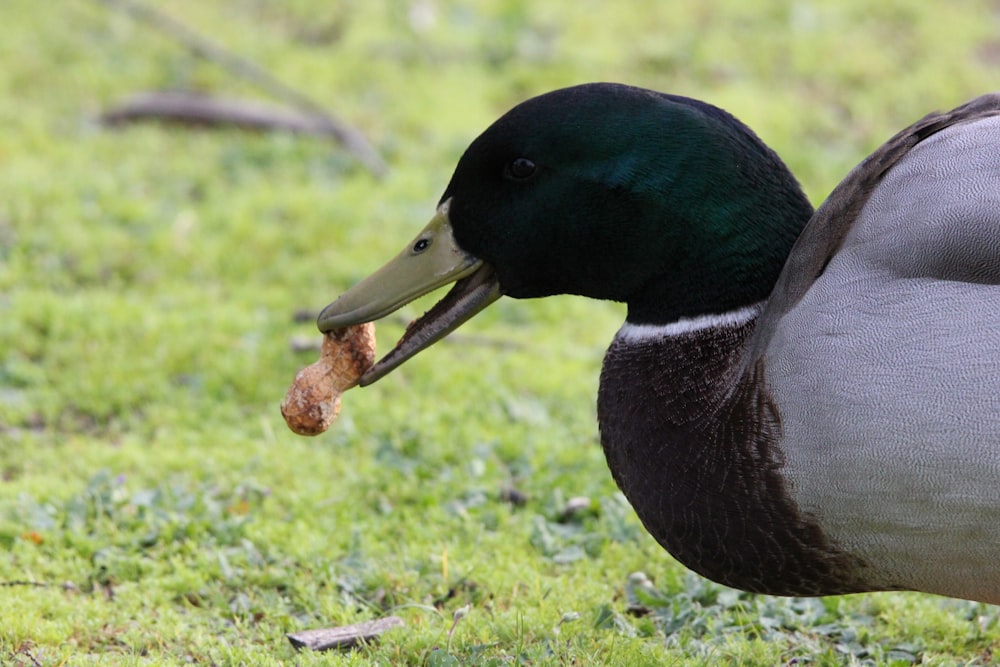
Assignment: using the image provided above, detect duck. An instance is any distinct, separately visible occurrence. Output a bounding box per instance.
[315,83,1000,603]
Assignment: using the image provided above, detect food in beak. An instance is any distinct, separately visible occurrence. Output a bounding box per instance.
[280,323,376,435]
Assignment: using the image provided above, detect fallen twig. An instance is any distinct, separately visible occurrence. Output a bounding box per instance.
[287,616,405,651]
[0,580,78,591]
[90,0,387,177]
[16,645,44,667]
[102,91,356,138]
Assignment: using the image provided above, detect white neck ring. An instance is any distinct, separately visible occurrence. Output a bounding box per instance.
[616,302,764,343]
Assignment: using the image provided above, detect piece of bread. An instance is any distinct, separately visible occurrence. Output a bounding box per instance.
[281,323,376,435]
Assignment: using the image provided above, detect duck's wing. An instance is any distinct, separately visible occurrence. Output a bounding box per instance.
[749,94,1000,603]
[749,93,1000,357]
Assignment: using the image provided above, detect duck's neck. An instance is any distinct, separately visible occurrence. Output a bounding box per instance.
[616,303,763,341]
[597,305,868,595]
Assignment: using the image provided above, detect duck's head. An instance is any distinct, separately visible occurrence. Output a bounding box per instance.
[318,83,813,385]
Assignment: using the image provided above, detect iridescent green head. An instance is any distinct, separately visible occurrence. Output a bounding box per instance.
[318,83,813,382]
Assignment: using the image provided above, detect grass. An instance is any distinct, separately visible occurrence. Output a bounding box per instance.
[2,0,999,664]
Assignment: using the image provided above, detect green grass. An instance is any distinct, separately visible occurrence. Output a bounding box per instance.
[2,1,1000,664]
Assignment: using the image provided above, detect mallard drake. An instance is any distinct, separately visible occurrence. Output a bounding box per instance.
[316,83,1000,603]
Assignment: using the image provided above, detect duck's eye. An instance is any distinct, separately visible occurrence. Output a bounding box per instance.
[412,238,431,253]
[506,157,537,180]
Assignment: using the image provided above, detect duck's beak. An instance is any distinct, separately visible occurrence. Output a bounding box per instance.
[316,199,502,386]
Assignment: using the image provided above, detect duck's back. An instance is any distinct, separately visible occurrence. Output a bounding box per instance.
[767,114,1000,602]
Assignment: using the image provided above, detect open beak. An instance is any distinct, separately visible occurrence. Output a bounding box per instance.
[316,199,502,386]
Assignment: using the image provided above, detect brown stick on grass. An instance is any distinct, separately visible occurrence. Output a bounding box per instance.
[101,91,355,137]
[286,616,405,651]
[91,0,387,177]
